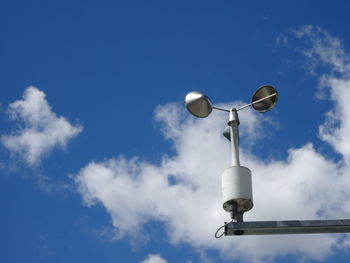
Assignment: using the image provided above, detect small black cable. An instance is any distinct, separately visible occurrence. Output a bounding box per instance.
[214,220,233,239]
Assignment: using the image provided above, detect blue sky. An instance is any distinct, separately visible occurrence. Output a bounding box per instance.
[2,1,350,262]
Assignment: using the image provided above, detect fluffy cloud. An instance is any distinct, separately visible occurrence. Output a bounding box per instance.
[74,26,350,262]
[139,254,167,263]
[281,25,350,162]
[1,87,83,166]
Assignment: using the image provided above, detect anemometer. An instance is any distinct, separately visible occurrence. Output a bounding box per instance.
[185,86,350,237]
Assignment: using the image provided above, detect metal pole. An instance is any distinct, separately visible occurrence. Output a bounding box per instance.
[225,219,350,236]
[228,109,240,166]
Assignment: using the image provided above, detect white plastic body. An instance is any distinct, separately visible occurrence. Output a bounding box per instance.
[222,166,253,212]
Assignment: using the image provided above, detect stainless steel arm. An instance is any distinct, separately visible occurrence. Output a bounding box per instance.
[225,219,350,236]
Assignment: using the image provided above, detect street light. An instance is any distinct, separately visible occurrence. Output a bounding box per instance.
[184,85,350,237]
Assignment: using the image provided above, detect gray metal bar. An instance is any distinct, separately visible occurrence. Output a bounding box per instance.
[212,106,230,112]
[236,92,277,112]
[225,219,350,236]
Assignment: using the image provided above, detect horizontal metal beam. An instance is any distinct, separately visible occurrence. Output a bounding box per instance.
[225,219,350,236]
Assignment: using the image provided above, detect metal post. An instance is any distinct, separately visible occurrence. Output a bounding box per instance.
[225,219,350,236]
[228,109,240,166]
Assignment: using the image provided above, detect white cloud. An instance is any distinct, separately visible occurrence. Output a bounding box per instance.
[139,254,167,263]
[74,26,350,262]
[1,86,83,166]
[293,25,350,74]
[283,25,350,162]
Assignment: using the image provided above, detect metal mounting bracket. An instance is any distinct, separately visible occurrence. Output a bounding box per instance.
[225,219,350,236]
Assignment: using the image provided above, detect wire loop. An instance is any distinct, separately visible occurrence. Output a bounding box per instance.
[215,220,233,239]
[214,224,226,238]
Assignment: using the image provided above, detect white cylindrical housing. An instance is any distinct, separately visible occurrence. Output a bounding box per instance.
[222,166,253,212]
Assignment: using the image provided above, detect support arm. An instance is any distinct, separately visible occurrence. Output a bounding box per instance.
[225,219,350,236]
